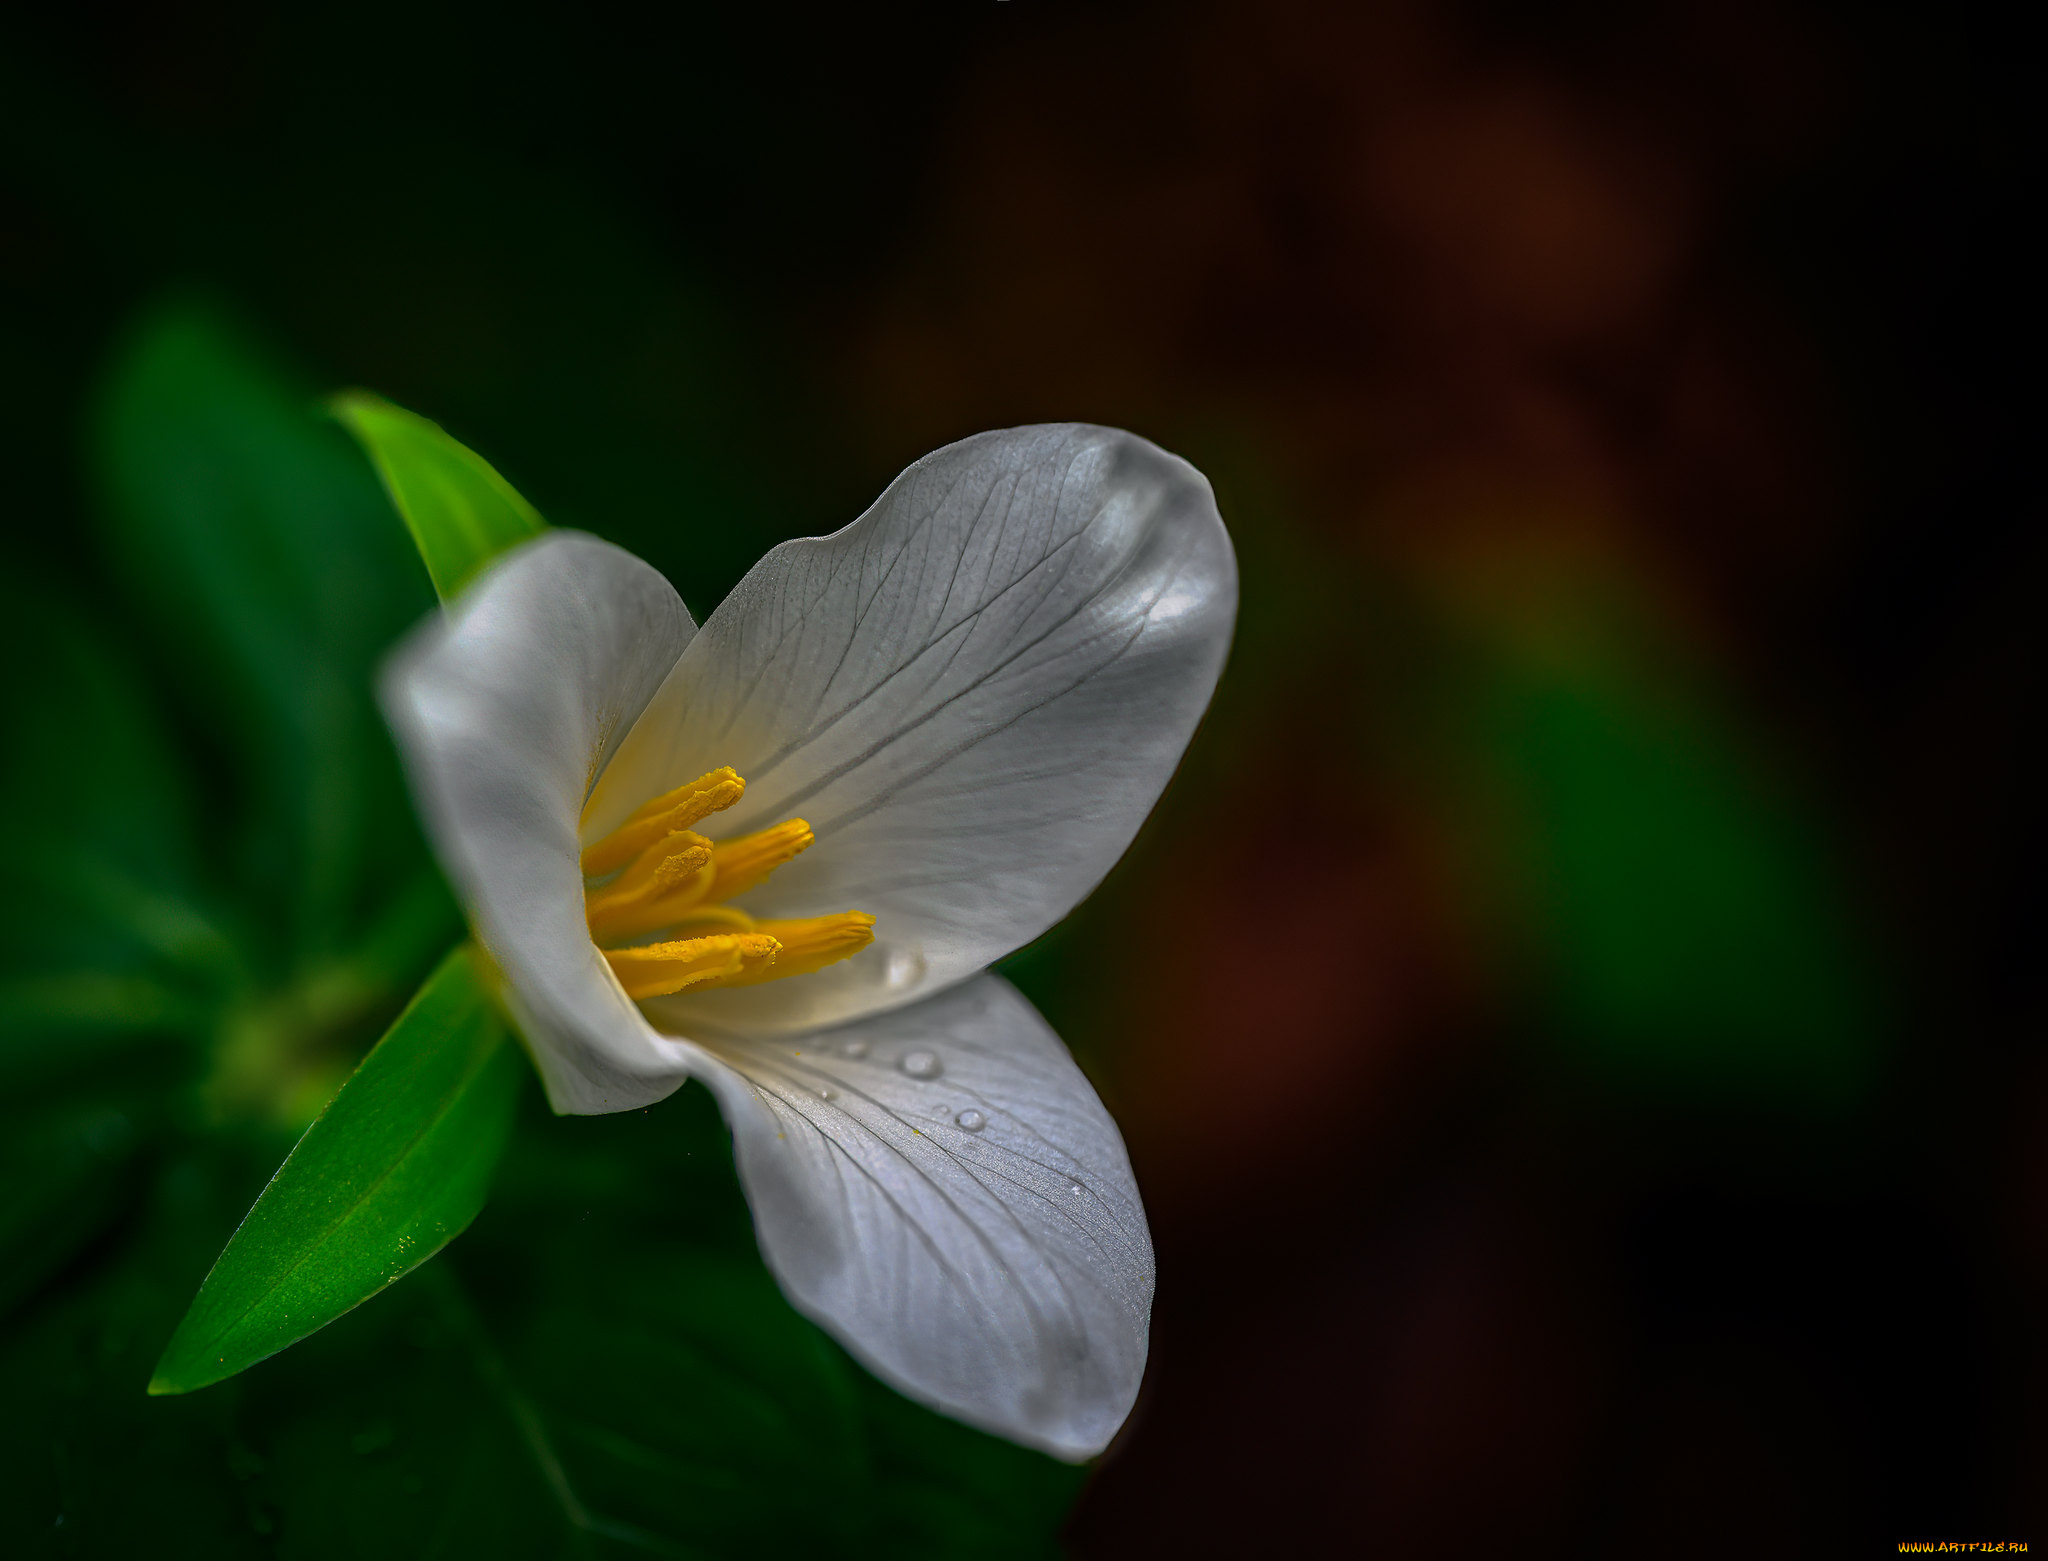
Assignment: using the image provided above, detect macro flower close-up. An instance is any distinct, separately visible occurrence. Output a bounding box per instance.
[1,2,2023,1554]
[382,423,1236,1458]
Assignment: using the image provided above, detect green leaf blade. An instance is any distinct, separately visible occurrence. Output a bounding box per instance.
[150,945,523,1395]
[331,391,546,602]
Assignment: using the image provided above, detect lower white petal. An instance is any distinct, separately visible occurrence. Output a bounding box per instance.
[381,532,700,1113]
[680,973,1153,1461]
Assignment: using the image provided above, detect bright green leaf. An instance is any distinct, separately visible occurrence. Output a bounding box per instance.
[330,390,546,603]
[149,946,523,1395]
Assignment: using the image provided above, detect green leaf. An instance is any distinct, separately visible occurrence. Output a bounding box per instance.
[90,303,439,965]
[149,945,523,1395]
[330,390,546,603]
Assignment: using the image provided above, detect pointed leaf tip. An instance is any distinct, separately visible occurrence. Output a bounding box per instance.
[330,390,546,603]
[148,945,524,1395]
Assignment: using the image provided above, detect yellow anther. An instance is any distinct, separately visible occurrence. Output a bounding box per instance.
[583,766,872,1000]
[581,767,745,877]
[582,830,715,942]
[701,819,815,904]
[603,933,780,1001]
[706,912,875,988]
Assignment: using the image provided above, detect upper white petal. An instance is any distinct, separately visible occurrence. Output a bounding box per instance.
[589,424,1238,1035]
[681,973,1153,1461]
[380,531,701,1113]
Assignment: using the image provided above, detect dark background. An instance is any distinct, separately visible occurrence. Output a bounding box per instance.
[1,1,2034,1555]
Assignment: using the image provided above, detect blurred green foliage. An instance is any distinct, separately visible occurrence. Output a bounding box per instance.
[1483,662,1876,1099]
[1429,562,1882,1106]
[92,308,443,973]
[0,307,1085,1558]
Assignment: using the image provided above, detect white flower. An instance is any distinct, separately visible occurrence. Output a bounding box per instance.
[381,424,1235,1459]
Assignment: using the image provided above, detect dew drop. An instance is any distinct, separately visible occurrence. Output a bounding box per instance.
[955,1109,986,1132]
[818,1086,837,1102]
[899,1048,941,1080]
[840,1039,869,1060]
[884,948,927,989]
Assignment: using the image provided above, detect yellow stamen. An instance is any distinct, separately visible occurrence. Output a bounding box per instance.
[603,933,780,1000]
[581,767,745,876]
[701,819,815,904]
[582,830,715,942]
[650,903,759,937]
[705,912,875,988]
[582,766,872,1000]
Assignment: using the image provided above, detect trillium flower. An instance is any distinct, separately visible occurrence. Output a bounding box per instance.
[382,424,1235,1459]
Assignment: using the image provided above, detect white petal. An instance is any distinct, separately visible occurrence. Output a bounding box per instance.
[680,974,1152,1460]
[590,424,1237,1034]
[381,531,702,1114]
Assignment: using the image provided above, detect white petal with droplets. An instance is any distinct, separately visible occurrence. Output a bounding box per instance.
[679,973,1153,1460]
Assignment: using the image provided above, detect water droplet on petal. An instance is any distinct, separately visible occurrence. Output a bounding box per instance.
[884,948,927,989]
[840,1039,869,1060]
[899,1048,941,1079]
[955,1109,986,1132]
[818,1086,837,1102]
[1070,1184,1084,1196]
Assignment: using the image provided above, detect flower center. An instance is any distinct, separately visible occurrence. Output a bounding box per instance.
[580,767,875,1001]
